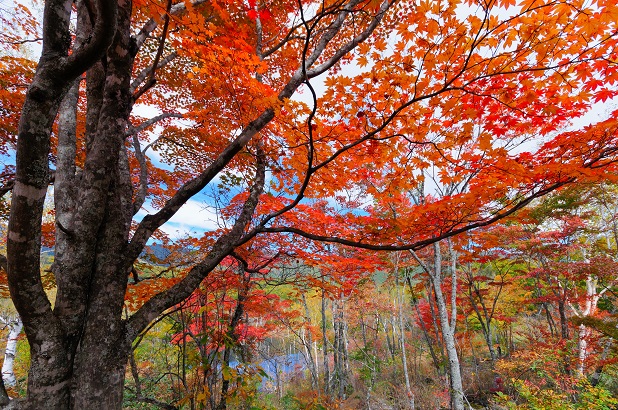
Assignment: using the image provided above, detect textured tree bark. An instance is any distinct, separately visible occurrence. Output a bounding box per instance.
[331,296,349,399]
[8,0,118,407]
[321,289,331,395]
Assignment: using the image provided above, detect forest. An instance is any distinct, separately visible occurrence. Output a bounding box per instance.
[1,0,618,408]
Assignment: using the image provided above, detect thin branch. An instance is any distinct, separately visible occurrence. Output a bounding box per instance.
[132,0,173,103]
[130,52,178,95]
[305,0,392,79]
[134,0,210,50]
[127,113,184,137]
[230,250,282,274]
[2,37,43,45]
[132,133,149,216]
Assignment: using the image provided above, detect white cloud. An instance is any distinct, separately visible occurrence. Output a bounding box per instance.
[167,199,220,231]
[136,199,221,240]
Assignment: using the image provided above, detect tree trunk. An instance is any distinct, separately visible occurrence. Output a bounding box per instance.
[411,244,465,410]
[590,339,613,386]
[218,272,248,410]
[321,288,330,395]
[1,317,22,387]
[465,273,497,362]
[331,296,349,399]
[431,243,465,410]
[301,293,320,391]
[576,274,601,377]
[395,265,414,409]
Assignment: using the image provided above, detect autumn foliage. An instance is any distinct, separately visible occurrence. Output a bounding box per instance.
[1,0,618,408]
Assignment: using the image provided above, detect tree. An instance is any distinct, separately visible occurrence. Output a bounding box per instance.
[410,241,465,410]
[460,226,521,362]
[4,0,618,408]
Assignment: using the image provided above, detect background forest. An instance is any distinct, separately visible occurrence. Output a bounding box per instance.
[2,0,618,409]
[123,183,618,410]
[4,184,618,409]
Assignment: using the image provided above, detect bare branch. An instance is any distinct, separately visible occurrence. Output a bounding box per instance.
[2,37,43,45]
[130,52,178,95]
[132,133,149,216]
[134,0,210,51]
[127,113,184,137]
[132,0,173,103]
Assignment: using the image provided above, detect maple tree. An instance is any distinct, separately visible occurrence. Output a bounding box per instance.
[2,0,618,408]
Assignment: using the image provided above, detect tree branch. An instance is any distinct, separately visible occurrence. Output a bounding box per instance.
[258,179,574,251]
[134,0,210,51]
[130,52,178,95]
[126,153,267,340]
[59,0,118,81]
[127,0,395,263]
[125,108,275,264]
[127,113,184,137]
[123,0,399,338]
[305,0,391,79]
[132,133,149,216]
[132,0,173,103]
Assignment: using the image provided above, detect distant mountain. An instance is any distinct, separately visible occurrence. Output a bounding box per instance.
[142,243,172,262]
[38,244,172,264]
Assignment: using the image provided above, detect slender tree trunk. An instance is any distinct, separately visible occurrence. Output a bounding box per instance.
[426,283,447,364]
[590,339,613,386]
[576,275,601,377]
[321,288,330,395]
[577,324,590,377]
[1,317,22,387]
[382,317,396,361]
[396,266,414,409]
[465,278,497,362]
[218,272,249,410]
[407,277,442,376]
[301,293,319,391]
[331,296,349,399]
[543,302,556,337]
[558,298,569,340]
[412,244,465,410]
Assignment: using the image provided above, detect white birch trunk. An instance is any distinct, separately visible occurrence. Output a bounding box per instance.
[576,275,601,376]
[577,323,590,376]
[2,317,23,387]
